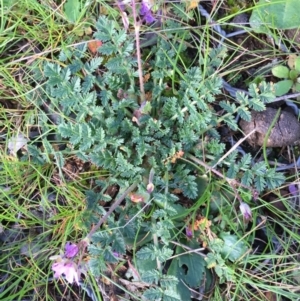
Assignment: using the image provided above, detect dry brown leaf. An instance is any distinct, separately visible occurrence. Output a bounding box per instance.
[143,73,151,83]
[88,40,102,54]
[130,193,145,203]
[288,54,298,69]
[186,0,201,11]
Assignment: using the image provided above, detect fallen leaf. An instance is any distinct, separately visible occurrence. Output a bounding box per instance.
[186,0,200,11]
[143,73,151,83]
[88,40,102,54]
[288,54,297,69]
[171,150,184,163]
[264,291,277,301]
[8,133,28,156]
[130,193,145,203]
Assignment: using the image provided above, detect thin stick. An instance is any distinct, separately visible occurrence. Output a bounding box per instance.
[87,182,137,240]
[131,0,145,102]
[186,154,255,202]
[212,128,256,169]
[169,241,206,258]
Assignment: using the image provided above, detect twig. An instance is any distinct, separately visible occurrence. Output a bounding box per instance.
[131,0,145,103]
[186,154,255,202]
[87,182,137,240]
[212,128,256,169]
[273,92,300,102]
[169,241,206,258]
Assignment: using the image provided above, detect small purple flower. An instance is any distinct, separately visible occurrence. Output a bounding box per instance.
[140,0,156,24]
[144,12,156,24]
[289,183,298,196]
[52,261,79,285]
[239,202,252,221]
[65,242,79,258]
[252,189,259,202]
[50,242,83,285]
[140,1,148,15]
[117,0,126,11]
[186,227,193,238]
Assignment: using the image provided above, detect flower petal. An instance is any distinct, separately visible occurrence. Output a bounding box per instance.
[239,202,252,221]
[65,242,79,258]
[52,261,80,285]
[64,262,79,285]
[140,0,156,24]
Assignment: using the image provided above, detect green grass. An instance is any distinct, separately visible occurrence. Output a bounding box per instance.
[0,1,99,299]
[1,0,300,300]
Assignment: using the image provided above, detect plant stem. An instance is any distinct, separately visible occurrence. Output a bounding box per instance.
[152,216,162,272]
[212,128,256,169]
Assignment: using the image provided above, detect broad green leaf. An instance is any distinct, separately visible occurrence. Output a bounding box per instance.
[295,57,300,73]
[238,153,252,170]
[272,65,290,79]
[169,241,206,287]
[274,79,293,96]
[250,0,300,33]
[265,170,285,189]
[219,232,248,262]
[289,69,299,80]
[295,82,300,92]
[64,0,81,23]
[167,257,192,301]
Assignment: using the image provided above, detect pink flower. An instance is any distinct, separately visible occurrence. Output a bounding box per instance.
[52,261,79,285]
[147,168,155,193]
[239,202,252,221]
[65,242,79,258]
[147,182,154,193]
[50,242,83,285]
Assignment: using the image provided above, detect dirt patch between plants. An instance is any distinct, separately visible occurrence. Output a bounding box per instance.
[239,107,300,147]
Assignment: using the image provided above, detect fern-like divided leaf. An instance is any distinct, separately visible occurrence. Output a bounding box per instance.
[27,13,289,300]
